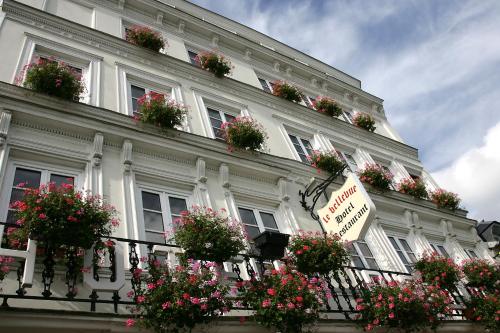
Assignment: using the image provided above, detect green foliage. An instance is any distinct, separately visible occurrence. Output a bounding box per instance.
[196,51,232,78]
[414,252,461,289]
[429,189,461,210]
[240,266,328,333]
[353,113,376,132]
[466,292,500,333]
[397,178,428,200]
[287,231,349,275]
[313,96,342,117]
[22,59,84,101]
[221,116,267,151]
[307,150,345,174]
[126,25,165,52]
[173,206,246,263]
[136,92,188,129]
[462,259,500,292]
[272,81,303,103]
[358,163,394,191]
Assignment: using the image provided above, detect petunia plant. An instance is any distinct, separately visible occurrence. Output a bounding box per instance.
[125,25,166,52]
[307,150,345,175]
[397,178,428,200]
[135,92,188,130]
[312,96,342,117]
[414,252,461,290]
[221,116,267,152]
[429,189,461,211]
[271,80,302,103]
[357,163,394,191]
[353,113,376,132]
[195,51,232,78]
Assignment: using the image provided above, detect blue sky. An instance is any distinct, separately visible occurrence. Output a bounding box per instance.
[189,0,500,220]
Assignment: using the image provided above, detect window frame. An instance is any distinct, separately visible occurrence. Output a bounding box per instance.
[126,79,174,117]
[388,236,417,273]
[206,106,238,140]
[287,133,314,163]
[466,249,479,259]
[236,205,280,241]
[350,240,380,270]
[430,243,451,258]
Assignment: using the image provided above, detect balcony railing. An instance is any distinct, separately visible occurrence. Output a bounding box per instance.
[0,222,473,320]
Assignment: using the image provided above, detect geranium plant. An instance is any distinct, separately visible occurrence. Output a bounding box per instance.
[173,206,246,263]
[466,291,500,333]
[21,58,85,101]
[462,259,500,292]
[0,256,14,281]
[353,113,376,132]
[356,279,453,332]
[135,92,188,130]
[307,150,345,175]
[357,163,394,191]
[125,25,166,52]
[397,178,428,200]
[287,231,349,275]
[195,51,232,78]
[271,81,302,103]
[429,189,461,210]
[9,182,119,249]
[221,116,267,152]
[240,265,329,333]
[414,252,461,289]
[312,96,342,117]
[128,260,231,333]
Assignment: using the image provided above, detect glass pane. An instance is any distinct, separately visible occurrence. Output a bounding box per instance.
[238,208,258,226]
[366,258,379,270]
[298,153,309,163]
[288,134,299,145]
[6,210,17,224]
[141,192,161,211]
[468,250,478,258]
[13,168,41,188]
[207,108,222,120]
[301,139,313,156]
[258,78,272,93]
[224,113,236,123]
[388,237,400,251]
[430,244,439,254]
[357,242,374,257]
[260,212,278,230]
[351,256,365,268]
[399,239,413,253]
[209,118,223,130]
[9,188,25,204]
[188,51,198,65]
[146,231,166,244]
[132,98,139,112]
[396,251,410,265]
[437,245,450,258]
[301,94,311,107]
[131,85,145,98]
[343,111,353,122]
[407,253,417,263]
[50,174,74,187]
[143,211,164,231]
[168,197,187,215]
[244,225,261,240]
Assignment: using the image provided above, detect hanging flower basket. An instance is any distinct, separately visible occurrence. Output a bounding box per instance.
[135,92,188,130]
[287,231,349,275]
[462,259,500,292]
[357,163,393,191]
[253,231,290,261]
[356,279,453,332]
[396,178,428,200]
[9,182,119,250]
[125,25,166,52]
[307,150,345,175]
[127,260,231,333]
[353,113,376,132]
[429,189,461,210]
[195,51,232,78]
[312,96,342,117]
[173,206,246,263]
[414,252,461,290]
[240,265,329,333]
[221,116,267,152]
[271,80,303,103]
[20,58,85,101]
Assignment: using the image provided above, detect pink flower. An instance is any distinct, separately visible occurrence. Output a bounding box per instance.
[287,302,295,309]
[38,213,47,219]
[147,283,156,290]
[136,295,145,303]
[125,318,135,327]
[261,299,271,308]
[162,301,171,310]
[267,288,276,296]
[389,312,395,319]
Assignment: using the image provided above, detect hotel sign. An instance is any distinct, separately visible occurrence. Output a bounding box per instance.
[317,173,376,242]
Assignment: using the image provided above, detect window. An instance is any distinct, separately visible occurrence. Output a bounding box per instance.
[258,78,274,94]
[430,243,450,258]
[336,150,358,172]
[300,94,315,108]
[238,207,279,241]
[288,134,313,163]
[127,82,170,117]
[466,249,478,259]
[187,50,199,66]
[6,167,75,225]
[350,240,379,270]
[140,190,187,243]
[380,165,396,190]
[388,236,417,273]
[207,107,236,140]
[342,111,354,123]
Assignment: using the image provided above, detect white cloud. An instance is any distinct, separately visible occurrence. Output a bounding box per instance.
[432,122,500,220]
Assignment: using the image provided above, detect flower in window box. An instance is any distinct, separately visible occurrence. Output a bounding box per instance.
[465,291,500,332]
[357,163,393,191]
[271,80,303,103]
[414,252,461,290]
[239,265,329,333]
[429,189,461,211]
[307,150,346,175]
[287,230,350,275]
[461,259,500,292]
[356,279,453,332]
[195,50,233,78]
[312,96,342,117]
[9,182,118,250]
[221,116,267,152]
[125,25,166,52]
[353,112,376,132]
[128,259,231,333]
[20,58,85,101]
[173,206,246,263]
[396,178,428,200]
[135,92,188,130]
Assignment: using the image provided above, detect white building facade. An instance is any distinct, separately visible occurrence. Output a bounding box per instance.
[0,0,493,331]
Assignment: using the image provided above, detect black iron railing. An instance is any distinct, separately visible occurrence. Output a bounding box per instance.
[0,222,472,320]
